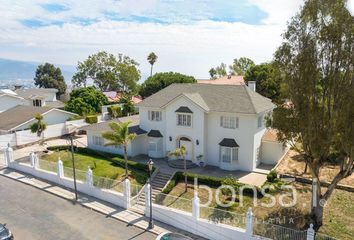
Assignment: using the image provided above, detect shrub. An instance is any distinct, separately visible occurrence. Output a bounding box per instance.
[85,115,98,124]
[108,105,122,119]
[221,176,242,196]
[267,170,278,183]
[47,145,72,151]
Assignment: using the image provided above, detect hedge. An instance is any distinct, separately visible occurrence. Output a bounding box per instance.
[85,115,98,124]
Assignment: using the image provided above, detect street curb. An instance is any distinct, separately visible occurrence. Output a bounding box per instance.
[0,167,161,235]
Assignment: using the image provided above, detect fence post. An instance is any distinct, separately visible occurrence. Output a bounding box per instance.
[86,167,93,187]
[123,178,131,209]
[145,183,151,217]
[33,153,39,169]
[307,224,315,240]
[192,192,200,220]
[4,144,13,166]
[29,152,35,167]
[57,158,64,178]
[246,208,254,237]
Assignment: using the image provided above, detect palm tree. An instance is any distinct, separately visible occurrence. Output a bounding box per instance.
[30,114,47,140]
[102,121,136,179]
[147,52,158,77]
[169,145,188,192]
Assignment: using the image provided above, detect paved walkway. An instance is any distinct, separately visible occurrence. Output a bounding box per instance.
[132,155,268,187]
[12,135,87,161]
[0,167,204,239]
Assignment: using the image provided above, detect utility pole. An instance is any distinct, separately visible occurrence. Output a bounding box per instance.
[70,135,78,201]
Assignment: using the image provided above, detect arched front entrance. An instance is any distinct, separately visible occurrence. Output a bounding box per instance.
[177,136,193,161]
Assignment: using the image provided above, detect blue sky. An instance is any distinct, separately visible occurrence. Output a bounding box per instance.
[0,0,304,79]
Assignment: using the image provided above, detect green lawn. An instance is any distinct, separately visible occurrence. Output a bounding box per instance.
[41,150,148,186]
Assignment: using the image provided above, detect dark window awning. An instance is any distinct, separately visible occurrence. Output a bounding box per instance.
[175,106,193,114]
[219,138,239,148]
[147,130,163,138]
[128,125,147,135]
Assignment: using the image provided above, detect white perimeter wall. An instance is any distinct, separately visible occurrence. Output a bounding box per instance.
[261,141,286,165]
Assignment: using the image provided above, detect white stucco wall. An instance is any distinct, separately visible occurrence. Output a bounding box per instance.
[86,130,146,157]
[0,95,27,112]
[261,141,286,165]
[164,96,206,162]
[206,112,257,171]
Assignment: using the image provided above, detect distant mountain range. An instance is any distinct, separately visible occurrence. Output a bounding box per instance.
[0,58,75,87]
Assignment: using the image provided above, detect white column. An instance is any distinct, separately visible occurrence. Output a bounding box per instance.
[307,224,315,240]
[192,193,200,220]
[246,208,254,237]
[123,178,131,209]
[4,144,13,166]
[145,183,151,217]
[29,152,35,167]
[57,158,64,178]
[86,167,93,187]
[33,153,39,169]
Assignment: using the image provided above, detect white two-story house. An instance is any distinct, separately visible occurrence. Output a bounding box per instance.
[85,83,287,172]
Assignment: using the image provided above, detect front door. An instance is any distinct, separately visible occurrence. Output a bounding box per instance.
[179,137,193,161]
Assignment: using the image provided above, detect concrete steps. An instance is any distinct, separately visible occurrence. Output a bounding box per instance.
[131,171,172,212]
[167,160,198,169]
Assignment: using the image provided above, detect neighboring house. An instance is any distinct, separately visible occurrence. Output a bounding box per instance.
[15,88,65,108]
[103,91,142,104]
[197,75,245,85]
[82,115,147,157]
[85,83,287,172]
[0,92,28,113]
[0,105,77,134]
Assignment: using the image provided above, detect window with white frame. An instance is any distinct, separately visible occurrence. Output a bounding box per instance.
[148,110,162,121]
[177,114,192,127]
[32,99,42,107]
[148,137,162,152]
[92,136,104,146]
[220,116,239,129]
[258,115,263,128]
[220,146,238,163]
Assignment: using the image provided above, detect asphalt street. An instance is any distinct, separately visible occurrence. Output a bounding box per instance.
[0,175,156,240]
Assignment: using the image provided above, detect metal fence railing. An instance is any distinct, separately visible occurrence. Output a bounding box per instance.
[63,167,86,181]
[253,221,308,240]
[200,206,246,229]
[315,233,337,240]
[38,159,57,173]
[154,192,192,213]
[93,175,124,193]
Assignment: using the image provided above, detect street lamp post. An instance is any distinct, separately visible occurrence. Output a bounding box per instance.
[147,159,154,229]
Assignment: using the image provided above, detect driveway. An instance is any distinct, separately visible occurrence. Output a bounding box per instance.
[0,175,156,240]
[13,135,87,161]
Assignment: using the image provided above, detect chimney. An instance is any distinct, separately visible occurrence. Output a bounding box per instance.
[247,81,256,91]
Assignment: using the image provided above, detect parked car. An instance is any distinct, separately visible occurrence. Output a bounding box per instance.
[0,224,13,240]
[156,232,193,240]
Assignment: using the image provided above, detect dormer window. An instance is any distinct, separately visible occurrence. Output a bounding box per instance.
[33,99,42,107]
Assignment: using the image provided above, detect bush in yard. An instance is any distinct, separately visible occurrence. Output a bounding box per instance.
[221,176,242,196]
[267,170,278,183]
[108,105,122,119]
[85,115,98,124]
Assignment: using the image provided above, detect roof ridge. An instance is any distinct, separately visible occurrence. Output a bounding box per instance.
[243,85,257,114]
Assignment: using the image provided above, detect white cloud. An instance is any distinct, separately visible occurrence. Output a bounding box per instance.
[347,0,354,16]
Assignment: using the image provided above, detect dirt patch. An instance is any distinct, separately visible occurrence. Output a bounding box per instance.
[276,150,354,187]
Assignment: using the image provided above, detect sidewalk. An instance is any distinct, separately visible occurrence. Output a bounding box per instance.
[0,167,202,239]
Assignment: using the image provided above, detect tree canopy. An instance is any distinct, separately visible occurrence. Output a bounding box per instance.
[139,72,196,98]
[209,57,254,79]
[72,51,140,93]
[269,0,354,229]
[65,87,108,115]
[34,63,67,96]
[244,63,282,103]
[147,52,158,77]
